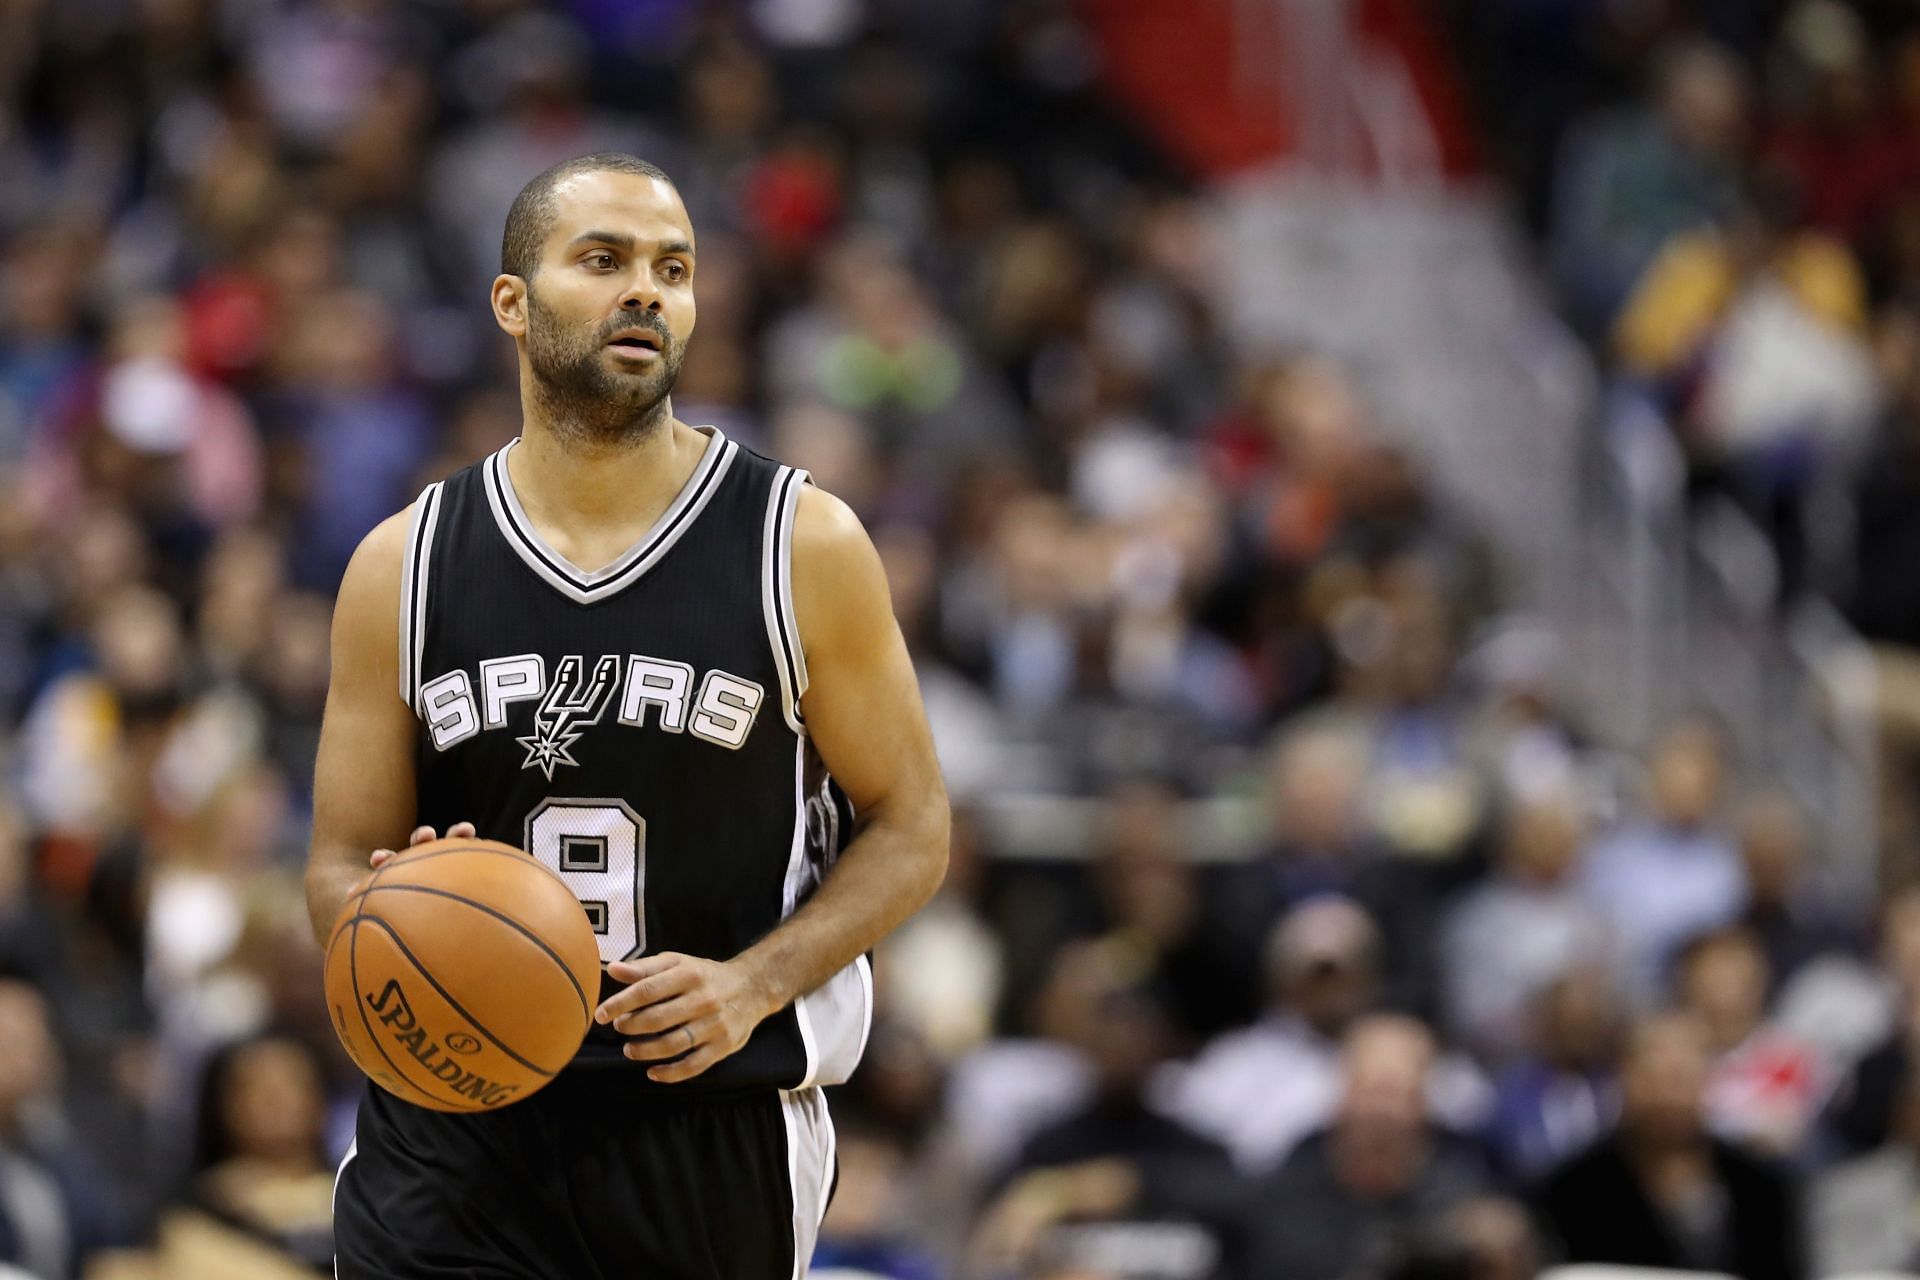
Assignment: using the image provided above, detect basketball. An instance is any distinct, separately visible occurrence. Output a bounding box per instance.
[322,838,601,1113]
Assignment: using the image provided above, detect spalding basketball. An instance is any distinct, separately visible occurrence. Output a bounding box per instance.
[323,838,601,1113]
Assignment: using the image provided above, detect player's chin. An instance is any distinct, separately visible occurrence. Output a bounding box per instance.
[610,369,669,388]
[602,361,674,395]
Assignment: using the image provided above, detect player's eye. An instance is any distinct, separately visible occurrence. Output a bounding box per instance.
[588,252,615,269]
[661,261,687,282]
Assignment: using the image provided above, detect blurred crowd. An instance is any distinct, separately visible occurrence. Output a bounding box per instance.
[7,1,1920,1279]
[1445,0,1920,714]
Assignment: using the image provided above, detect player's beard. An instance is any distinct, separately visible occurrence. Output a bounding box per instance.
[524,287,686,448]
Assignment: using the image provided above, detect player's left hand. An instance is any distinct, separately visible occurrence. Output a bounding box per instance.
[596,953,776,1083]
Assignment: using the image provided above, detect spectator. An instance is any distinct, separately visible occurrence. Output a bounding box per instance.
[1482,967,1623,1183]
[1580,716,1747,1004]
[1849,305,1920,650]
[942,941,1100,1184]
[1444,1197,1539,1280]
[1083,780,1258,1042]
[19,583,188,844]
[179,1033,334,1270]
[999,941,1237,1279]
[1158,897,1379,1172]
[1441,785,1610,1061]
[1215,355,1380,597]
[1010,944,1227,1177]
[1675,927,1827,1155]
[877,807,1003,1061]
[1823,884,1920,1157]
[1614,175,1869,388]
[1552,40,1752,332]
[764,231,1019,464]
[1537,1011,1806,1280]
[0,978,126,1279]
[1252,726,1375,910]
[1160,897,1488,1173]
[962,940,1237,1279]
[1764,0,1908,242]
[975,1015,1493,1280]
[874,519,1010,802]
[269,288,435,588]
[1808,1047,1920,1274]
[1250,1015,1495,1280]
[0,223,89,466]
[1458,616,1588,808]
[1616,173,1877,596]
[52,295,263,548]
[428,11,663,288]
[1352,557,1489,871]
[1735,791,1861,989]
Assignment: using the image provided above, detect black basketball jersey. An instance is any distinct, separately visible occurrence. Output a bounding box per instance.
[397,427,869,1094]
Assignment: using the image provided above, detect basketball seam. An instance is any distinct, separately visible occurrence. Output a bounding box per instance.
[366,840,583,951]
[369,843,577,919]
[357,881,593,1021]
[373,842,556,881]
[345,916,446,1109]
[351,914,560,1079]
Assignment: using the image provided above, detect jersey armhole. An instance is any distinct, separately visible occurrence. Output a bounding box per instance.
[397,481,446,714]
[761,466,809,735]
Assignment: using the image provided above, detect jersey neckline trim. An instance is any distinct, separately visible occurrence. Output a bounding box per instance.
[482,427,738,604]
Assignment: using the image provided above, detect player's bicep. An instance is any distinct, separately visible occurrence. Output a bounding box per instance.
[791,490,946,835]
[311,514,419,866]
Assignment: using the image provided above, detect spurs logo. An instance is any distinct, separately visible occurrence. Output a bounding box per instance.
[516,655,619,779]
[418,651,766,755]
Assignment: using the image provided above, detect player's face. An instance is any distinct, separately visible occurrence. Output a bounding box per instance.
[522,172,697,435]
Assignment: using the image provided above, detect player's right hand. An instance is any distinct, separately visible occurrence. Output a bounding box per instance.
[369,821,477,870]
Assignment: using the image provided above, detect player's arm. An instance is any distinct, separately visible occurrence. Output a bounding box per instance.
[303,513,471,945]
[596,486,950,1082]
[733,484,951,1005]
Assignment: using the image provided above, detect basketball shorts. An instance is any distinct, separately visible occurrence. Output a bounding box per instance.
[333,1071,835,1279]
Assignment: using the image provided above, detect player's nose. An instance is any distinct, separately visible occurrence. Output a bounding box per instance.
[618,274,664,312]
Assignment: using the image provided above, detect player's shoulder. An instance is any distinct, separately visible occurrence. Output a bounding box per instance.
[327,510,412,663]
[791,481,866,558]
[790,483,885,606]
[717,436,873,585]
[343,470,468,582]
[787,480,890,654]
[344,506,415,584]
[336,492,431,614]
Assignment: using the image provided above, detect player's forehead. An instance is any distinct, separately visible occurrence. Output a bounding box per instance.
[543,170,694,255]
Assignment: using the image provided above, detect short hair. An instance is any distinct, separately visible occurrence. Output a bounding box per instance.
[500,153,675,279]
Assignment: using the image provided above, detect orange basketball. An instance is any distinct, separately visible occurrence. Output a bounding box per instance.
[322,838,601,1113]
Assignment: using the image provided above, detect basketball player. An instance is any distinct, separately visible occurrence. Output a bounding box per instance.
[304,153,950,1278]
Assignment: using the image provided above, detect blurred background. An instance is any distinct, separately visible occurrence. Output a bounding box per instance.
[9,0,1920,1277]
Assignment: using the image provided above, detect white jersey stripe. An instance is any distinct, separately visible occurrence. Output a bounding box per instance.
[331,1136,358,1280]
[774,469,809,707]
[780,1088,834,1277]
[398,483,442,712]
[762,466,805,734]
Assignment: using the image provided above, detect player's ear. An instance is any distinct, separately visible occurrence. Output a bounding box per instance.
[492,275,529,337]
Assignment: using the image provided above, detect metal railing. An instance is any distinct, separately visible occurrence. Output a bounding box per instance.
[1586,395,1880,903]
[1214,0,1882,904]
[1229,0,1444,189]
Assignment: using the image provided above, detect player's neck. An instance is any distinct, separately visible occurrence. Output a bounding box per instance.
[508,412,708,556]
